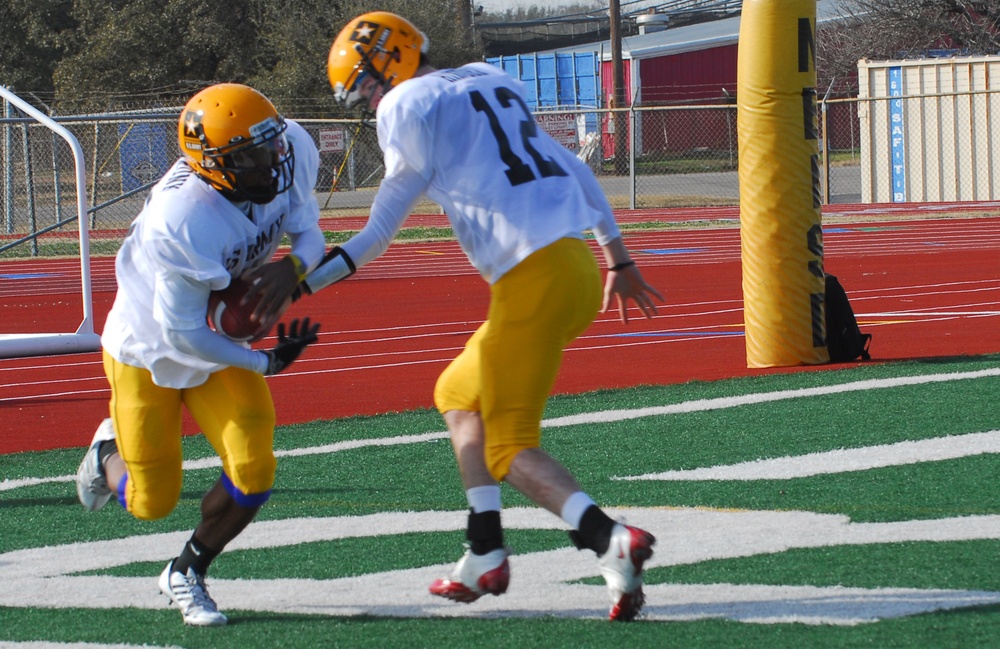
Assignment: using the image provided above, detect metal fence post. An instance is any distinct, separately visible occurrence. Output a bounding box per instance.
[52,115,63,226]
[3,96,12,234]
[629,104,637,209]
[21,118,38,256]
[821,80,834,205]
[90,122,99,228]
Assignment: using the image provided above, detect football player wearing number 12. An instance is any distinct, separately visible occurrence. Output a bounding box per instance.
[307,12,665,621]
[74,84,323,626]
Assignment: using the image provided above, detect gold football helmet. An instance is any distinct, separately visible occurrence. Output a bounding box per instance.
[327,12,428,108]
[178,83,294,204]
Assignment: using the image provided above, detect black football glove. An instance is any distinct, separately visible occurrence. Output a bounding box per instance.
[264,317,320,375]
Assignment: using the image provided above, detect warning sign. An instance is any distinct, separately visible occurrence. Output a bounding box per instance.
[535,113,578,151]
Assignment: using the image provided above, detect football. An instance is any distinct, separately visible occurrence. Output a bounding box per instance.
[206,276,269,343]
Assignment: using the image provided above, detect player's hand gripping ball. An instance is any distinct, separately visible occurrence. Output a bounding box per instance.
[207,277,270,343]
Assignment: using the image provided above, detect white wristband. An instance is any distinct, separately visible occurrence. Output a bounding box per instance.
[302,247,356,293]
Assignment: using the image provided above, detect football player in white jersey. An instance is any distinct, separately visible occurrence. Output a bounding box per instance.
[308,12,664,621]
[75,83,324,626]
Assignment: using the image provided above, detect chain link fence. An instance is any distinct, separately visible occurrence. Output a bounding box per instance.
[4,90,996,259]
[1,111,179,259]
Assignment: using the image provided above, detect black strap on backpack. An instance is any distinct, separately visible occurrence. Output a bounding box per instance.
[825,274,872,363]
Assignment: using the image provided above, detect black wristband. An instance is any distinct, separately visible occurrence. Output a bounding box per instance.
[609,261,636,272]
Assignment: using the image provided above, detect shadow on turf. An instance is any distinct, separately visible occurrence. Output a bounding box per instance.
[0,496,73,508]
[1,483,408,511]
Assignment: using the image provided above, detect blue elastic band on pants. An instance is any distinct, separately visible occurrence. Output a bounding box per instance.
[116,473,128,509]
[221,471,271,508]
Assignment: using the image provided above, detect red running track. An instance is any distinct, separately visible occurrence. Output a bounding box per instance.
[2,207,1000,454]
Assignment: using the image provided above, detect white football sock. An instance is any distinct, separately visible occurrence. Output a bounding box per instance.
[560,491,596,530]
[466,485,501,513]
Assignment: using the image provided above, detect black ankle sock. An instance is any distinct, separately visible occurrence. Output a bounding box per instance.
[571,506,616,555]
[96,440,117,476]
[466,509,504,555]
[172,535,220,576]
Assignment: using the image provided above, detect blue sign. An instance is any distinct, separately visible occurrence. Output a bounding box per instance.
[889,67,906,202]
[118,122,172,193]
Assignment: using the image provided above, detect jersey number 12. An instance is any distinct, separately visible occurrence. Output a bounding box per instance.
[470,87,568,187]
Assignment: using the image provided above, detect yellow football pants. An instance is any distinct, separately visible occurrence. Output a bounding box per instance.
[103,351,276,520]
[434,237,601,480]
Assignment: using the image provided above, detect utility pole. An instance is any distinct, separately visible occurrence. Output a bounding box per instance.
[609,0,628,174]
[457,0,473,45]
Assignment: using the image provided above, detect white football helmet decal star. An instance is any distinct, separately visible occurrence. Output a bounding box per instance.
[352,22,377,43]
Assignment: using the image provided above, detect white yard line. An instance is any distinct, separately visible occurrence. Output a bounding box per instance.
[3,507,1000,625]
[615,430,1000,481]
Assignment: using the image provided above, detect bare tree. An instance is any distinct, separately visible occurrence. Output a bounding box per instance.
[818,0,1000,95]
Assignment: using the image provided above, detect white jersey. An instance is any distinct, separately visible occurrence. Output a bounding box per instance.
[101,119,321,388]
[342,62,621,284]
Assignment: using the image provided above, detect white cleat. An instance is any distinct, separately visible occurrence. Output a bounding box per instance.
[597,523,656,621]
[75,418,116,511]
[429,546,511,603]
[159,560,228,626]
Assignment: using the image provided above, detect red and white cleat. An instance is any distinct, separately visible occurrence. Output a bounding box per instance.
[597,524,656,621]
[429,546,510,603]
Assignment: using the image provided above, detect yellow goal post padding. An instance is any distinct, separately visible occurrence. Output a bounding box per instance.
[738,0,828,368]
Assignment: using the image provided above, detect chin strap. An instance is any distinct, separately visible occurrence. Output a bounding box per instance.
[300,246,357,296]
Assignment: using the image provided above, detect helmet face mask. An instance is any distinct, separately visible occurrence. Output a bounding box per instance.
[333,70,369,108]
[203,121,294,205]
[333,69,371,110]
[179,84,295,204]
[328,12,427,113]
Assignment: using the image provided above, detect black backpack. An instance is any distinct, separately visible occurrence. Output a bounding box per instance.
[825,274,872,363]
